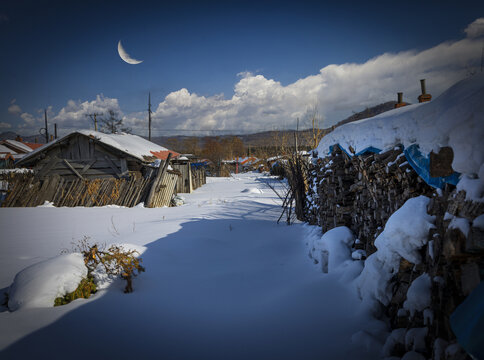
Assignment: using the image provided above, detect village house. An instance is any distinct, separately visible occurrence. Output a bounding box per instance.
[15,130,180,180]
[0,139,42,168]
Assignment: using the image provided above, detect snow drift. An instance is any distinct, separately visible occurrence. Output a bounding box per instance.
[7,253,87,311]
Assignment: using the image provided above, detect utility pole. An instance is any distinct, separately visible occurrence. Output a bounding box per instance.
[148,92,152,141]
[44,109,49,143]
[294,118,299,154]
[86,113,103,131]
[54,123,58,139]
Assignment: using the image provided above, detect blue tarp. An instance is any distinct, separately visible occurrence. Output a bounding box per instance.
[190,162,208,169]
[450,281,484,360]
[404,144,460,189]
[327,143,460,189]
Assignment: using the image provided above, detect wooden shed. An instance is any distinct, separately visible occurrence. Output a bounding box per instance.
[16,130,179,180]
[3,131,182,208]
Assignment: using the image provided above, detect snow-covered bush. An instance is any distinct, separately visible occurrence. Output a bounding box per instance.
[8,253,88,311]
[74,238,145,294]
[6,238,146,311]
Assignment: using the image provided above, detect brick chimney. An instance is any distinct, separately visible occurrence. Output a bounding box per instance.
[394,92,408,108]
[418,79,432,103]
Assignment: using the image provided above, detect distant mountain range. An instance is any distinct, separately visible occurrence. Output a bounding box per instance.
[0,131,45,143]
[151,100,398,148]
[1,101,397,148]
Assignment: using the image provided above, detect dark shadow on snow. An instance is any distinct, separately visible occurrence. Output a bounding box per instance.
[1,215,377,360]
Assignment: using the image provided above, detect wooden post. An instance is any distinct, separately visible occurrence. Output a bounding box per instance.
[64,159,84,180]
[146,152,172,208]
[86,113,102,131]
[44,109,49,143]
[148,92,152,141]
[294,118,299,154]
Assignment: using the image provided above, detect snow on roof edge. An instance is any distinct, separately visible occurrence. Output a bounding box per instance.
[18,130,170,164]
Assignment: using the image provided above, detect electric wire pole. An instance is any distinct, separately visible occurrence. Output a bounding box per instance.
[148,92,152,141]
[44,109,49,143]
[86,113,103,131]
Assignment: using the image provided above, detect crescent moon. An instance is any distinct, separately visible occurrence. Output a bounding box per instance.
[117,40,143,65]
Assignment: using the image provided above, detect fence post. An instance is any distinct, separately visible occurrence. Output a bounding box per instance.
[146,153,172,208]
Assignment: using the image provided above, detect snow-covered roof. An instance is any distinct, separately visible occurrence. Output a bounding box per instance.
[0,144,16,154]
[19,130,174,163]
[1,140,33,154]
[77,130,171,161]
[316,74,484,176]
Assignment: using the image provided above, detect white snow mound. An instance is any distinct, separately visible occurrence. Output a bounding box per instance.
[8,253,87,311]
[309,226,354,273]
[241,187,263,194]
[357,196,435,306]
[404,273,432,316]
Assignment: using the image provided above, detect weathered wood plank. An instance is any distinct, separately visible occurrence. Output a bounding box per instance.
[104,156,122,178]
[146,153,172,208]
[64,159,84,180]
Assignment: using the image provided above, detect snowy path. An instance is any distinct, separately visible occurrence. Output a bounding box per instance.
[0,173,378,359]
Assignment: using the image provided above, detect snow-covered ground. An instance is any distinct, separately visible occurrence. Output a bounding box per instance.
[0,173,379,359]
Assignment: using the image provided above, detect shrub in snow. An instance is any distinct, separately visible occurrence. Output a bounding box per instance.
[74,238,145,293]
[54,276,97,306]
[403,273,432,317]
[357,196,435,306]
[8,253,87,311]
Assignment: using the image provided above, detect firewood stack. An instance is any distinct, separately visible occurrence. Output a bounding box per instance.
[307,145,434,255]
[306,146,484,359]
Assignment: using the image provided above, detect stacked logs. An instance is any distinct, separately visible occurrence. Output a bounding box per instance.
[307,146,434,254]
[306,146,483,359]
[383,188,483,359]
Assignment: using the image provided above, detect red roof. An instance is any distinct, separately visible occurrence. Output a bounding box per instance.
[22,142,43,150]
[150,150,180,160]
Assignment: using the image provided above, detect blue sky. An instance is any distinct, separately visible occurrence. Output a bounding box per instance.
[1,0,483,136]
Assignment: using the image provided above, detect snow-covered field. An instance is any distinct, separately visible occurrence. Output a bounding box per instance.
[0,173,379,359]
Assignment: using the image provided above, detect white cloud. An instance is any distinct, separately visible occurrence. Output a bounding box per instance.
[52,95,122,129]
[0,122,12,129]
[15,18,484,136]
[8,99,22,115]
[464,17,484,38]
[144,30,482,133]
[14,95,125,135]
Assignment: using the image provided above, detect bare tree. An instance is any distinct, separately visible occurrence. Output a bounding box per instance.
[99,110,132,134]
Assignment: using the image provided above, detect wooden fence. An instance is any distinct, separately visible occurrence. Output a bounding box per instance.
[172,163,192,193]
[1,162,182,208]
[171,163,206,193]
[191,167,206,191]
